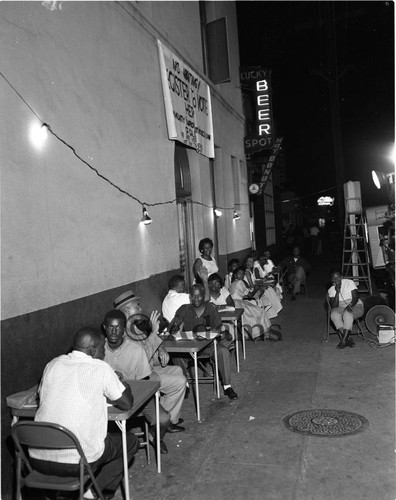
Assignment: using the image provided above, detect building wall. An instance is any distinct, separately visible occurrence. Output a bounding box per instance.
[1,2,248,496]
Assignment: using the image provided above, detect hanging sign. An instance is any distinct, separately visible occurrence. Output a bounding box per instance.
[256,137,283,194]
[240,66,274,154]
[157,40,214,158]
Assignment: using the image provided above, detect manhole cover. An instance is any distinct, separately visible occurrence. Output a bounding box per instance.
[283,409,369,437]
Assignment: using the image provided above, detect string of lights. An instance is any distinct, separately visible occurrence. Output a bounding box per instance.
[1,71,248,217]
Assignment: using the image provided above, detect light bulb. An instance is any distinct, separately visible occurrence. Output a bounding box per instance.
[141,207,152,225]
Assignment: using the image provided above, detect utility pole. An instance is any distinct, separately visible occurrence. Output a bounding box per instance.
[313,2,351,233]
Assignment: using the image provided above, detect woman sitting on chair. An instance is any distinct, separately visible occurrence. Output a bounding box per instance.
[229,266,272,341]
[245,255,283,319]
[327,268,364,349]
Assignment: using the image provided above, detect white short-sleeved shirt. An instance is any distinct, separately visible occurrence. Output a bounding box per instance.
[254,260,274,278]
[104,337,151,381]
[30,351,125,464]
[328,279,360,308]
[210,287,231,306]
[162,290,190,323]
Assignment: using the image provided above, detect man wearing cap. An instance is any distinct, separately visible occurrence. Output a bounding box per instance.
[113,290,186,433]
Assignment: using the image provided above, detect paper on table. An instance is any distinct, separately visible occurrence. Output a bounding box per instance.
[173,331,195,341]
[218,306,235,312]
[196,331,219,340]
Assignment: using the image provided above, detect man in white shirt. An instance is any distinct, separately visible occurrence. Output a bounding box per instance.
[30,327,138,499]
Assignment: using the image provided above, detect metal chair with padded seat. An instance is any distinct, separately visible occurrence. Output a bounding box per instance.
[11,420,104,500]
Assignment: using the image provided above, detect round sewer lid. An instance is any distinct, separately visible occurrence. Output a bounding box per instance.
[283,409,369,437]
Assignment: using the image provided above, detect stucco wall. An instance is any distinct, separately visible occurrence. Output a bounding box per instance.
[1,2,249,497]
[2,1,247,321]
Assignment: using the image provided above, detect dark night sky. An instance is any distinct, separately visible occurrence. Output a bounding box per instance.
[236,0,394,208]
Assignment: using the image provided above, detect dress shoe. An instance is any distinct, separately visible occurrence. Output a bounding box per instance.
[167,423,185,433]
[224,387,238,400]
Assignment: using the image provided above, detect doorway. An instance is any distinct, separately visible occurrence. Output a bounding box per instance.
[175,144,195,287]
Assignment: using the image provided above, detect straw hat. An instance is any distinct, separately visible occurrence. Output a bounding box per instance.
[113,290,141,310]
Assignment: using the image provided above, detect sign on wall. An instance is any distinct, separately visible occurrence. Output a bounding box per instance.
[255,137,283,194]
[240,66,274,155]
[158,40,215,158]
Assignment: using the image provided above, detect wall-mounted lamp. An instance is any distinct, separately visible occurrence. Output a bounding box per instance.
[30,122,49,150]
[214,209,222,218]
[141,206,152,225]
[233,209,240,220]
[371,170,394,190]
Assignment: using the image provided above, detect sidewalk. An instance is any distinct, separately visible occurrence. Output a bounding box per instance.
[124,255,395,500]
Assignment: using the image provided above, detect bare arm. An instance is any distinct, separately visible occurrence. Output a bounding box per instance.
[109,382,133,411]
[197,267,210,302]
[345,289,359,310]
[193,257,203,278]
[328,283,340,308]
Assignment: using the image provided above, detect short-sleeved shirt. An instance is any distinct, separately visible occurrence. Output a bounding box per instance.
[328,279,361,308]
[210,287,231,306]
[254,260,274,278]
[174,302,222,332]
[104,337,152,381]
[30,351,125,464]
[162,290,190,323]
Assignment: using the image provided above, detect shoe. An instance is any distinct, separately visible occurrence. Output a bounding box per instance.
[167,423,185,433]
[224,387,238,400]
[159,440,168,454]
[84,489,115,500]
[347,337,355,348]
[177,418,184,424]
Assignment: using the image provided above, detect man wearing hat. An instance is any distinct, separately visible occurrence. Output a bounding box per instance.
[114,290,186,433]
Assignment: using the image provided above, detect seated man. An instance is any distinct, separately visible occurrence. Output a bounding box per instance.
[162,269,209,324]
[103,309,171,454]
[29,327,138,500]
[278,246,311,300]
[170,283,238,400]
[114,290,186,433]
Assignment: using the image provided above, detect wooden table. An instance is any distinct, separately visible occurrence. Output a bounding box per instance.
[162,338,219,421]
[218,307,245,372]
[8,380,161,500]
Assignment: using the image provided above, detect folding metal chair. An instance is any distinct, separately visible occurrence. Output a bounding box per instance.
[11,420,104,500]
[324,296,365,343]
[284,274,308,297]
